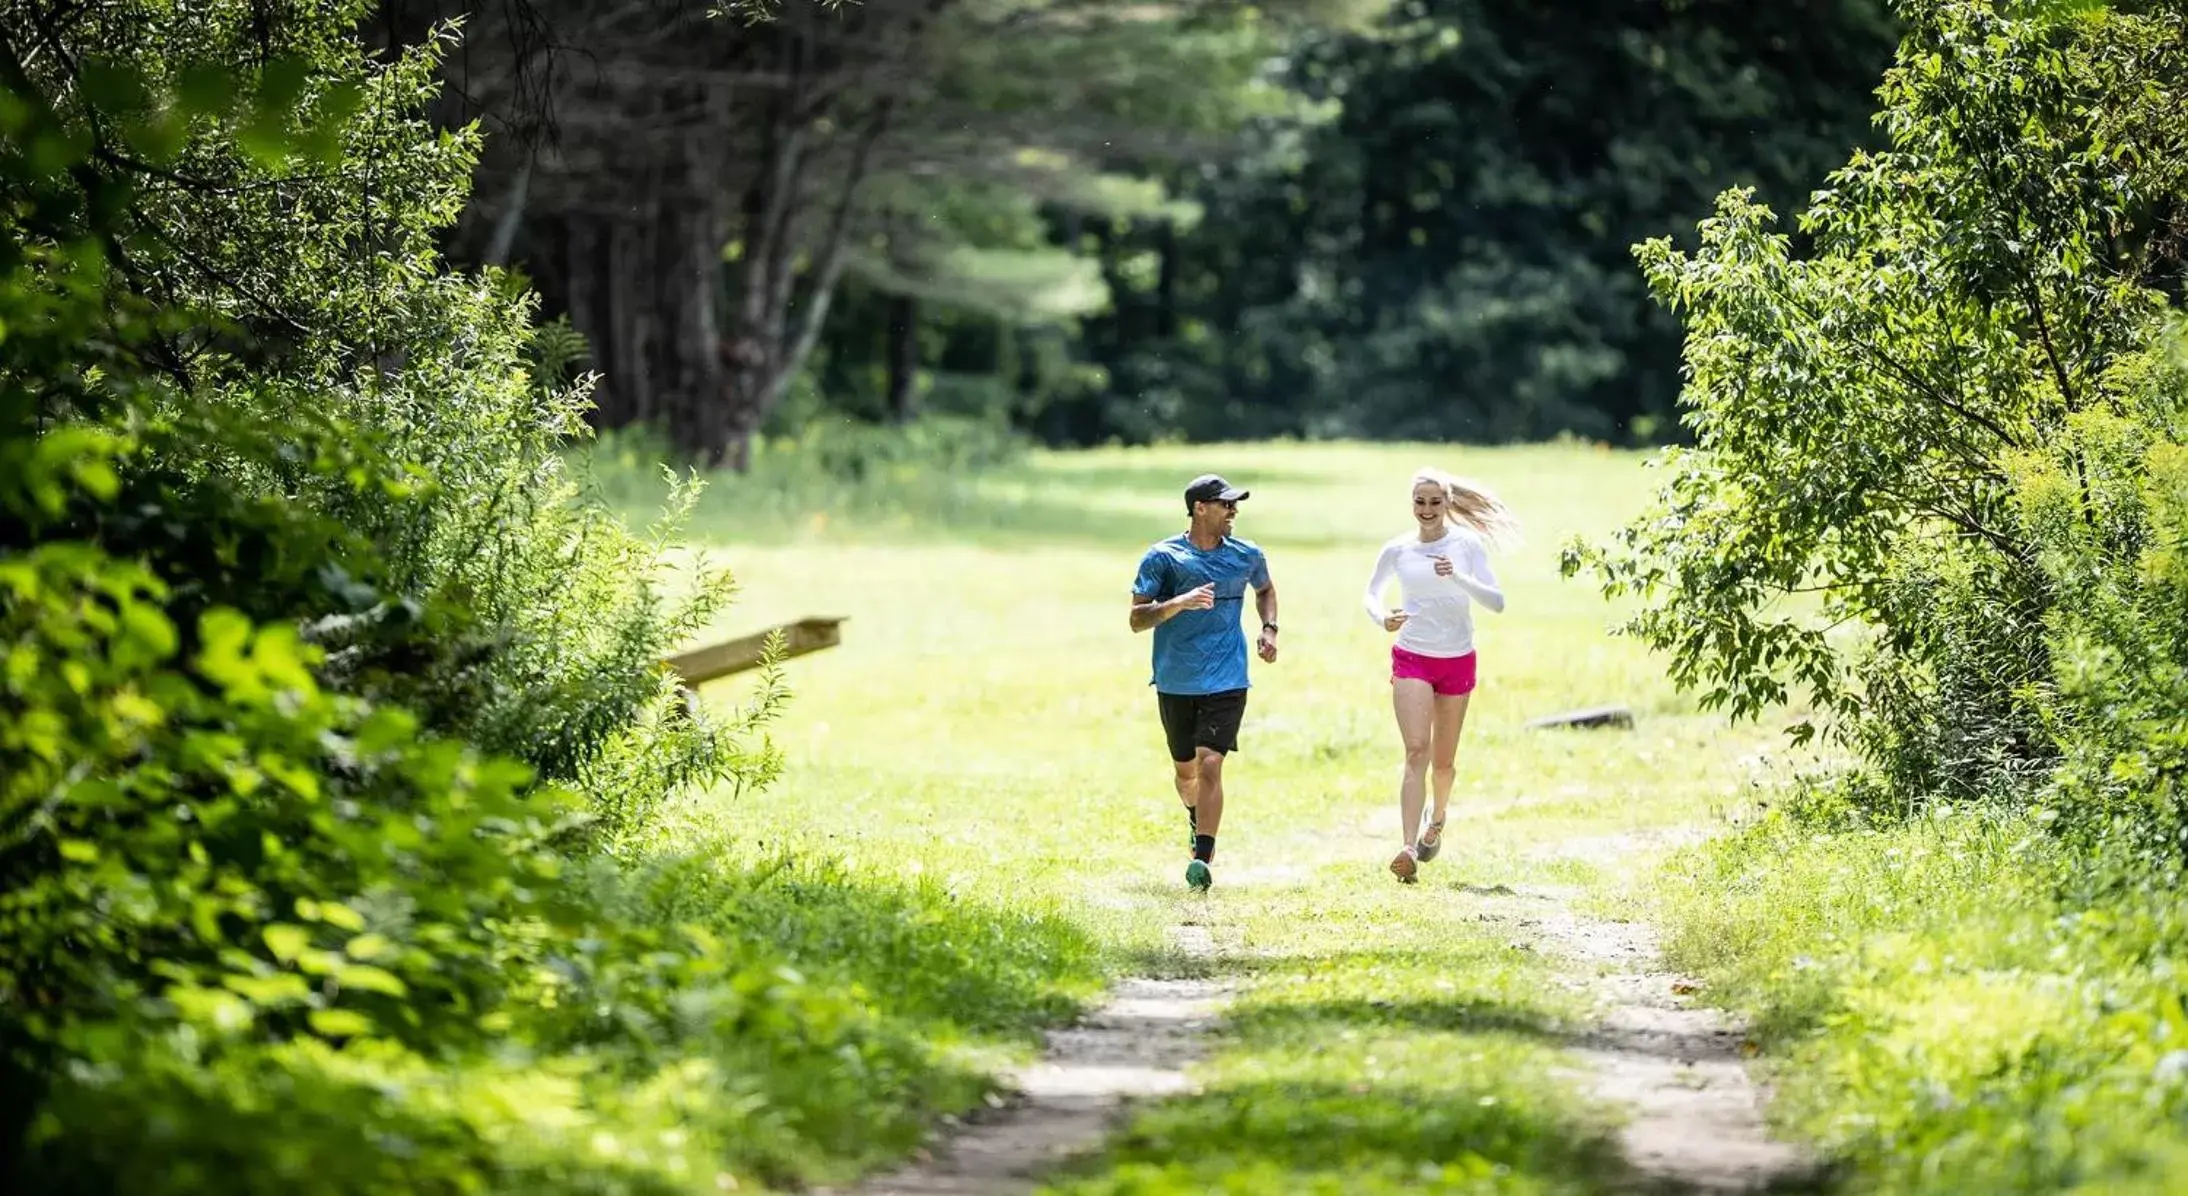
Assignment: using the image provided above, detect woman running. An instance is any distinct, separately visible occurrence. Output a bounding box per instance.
[1361,467,1519,882]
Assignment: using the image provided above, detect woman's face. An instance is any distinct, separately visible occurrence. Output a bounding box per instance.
[1412,481,1447,528]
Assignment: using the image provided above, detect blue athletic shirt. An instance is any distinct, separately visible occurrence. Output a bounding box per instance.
[1132,534,1271,695]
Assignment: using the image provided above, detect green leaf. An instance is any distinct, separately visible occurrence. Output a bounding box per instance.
[316,902,368,933]
[223,971,312,1005]
[345,933,394,961]
[262,923,312,963]
[196,607,255,690]
[335,964,408,997]
[238,55,312,166]
[122,109,189,165]
[255,56,311,116]
[355,707,418,755]
[79,57,152,116]
[170,984,254,1033]
[175,62,237,119]
[26,124,91,177]
[250,624,317,693]
[308,1009,374,1038]
[257,751,321,800]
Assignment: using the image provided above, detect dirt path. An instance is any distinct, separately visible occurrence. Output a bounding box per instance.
[835,924,1228,1196]
[841,837,1807,1195]
[1469,873,1815,1194]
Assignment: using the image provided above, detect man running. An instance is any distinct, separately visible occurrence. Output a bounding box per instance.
[1129,473,1279,891]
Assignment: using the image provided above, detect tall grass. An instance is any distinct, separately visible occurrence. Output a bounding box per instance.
[1654,796,2188,1193]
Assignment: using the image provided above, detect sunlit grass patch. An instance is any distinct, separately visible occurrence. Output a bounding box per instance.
[625,436,1792,1189]
[1655,810,2188,1193]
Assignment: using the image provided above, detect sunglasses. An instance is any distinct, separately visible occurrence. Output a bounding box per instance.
[1201,499,1238,511]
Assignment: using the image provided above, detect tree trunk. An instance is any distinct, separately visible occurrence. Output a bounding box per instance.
[715,82,808,471]
[887,293,919,423]
[716,100,892,471]
[652,142,727,458]
[1155,219,1179,339]
[483,160,531,267]
[554,214,619,424]
[608,215,653,426]
[541,164,724,452]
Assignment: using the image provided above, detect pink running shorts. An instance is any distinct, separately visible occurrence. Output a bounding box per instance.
[1391,645,1478,696]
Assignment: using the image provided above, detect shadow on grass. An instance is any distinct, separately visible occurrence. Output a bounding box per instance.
[1222,993,1562,1041]
[1041,1075,1631,1195]
[1037,989,1839,1196]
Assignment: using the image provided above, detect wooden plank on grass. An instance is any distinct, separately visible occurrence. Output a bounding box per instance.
[1525,704,1635,731]
[665,616,846,686]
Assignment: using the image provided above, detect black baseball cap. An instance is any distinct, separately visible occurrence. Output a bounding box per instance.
[1184,474,1250,511]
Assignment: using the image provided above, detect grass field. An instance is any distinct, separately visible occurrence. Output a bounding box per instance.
[624,438,1812,1192]
[570,433,2188,1194]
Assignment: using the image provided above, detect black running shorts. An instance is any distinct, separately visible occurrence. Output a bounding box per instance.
[1157,688,1248,762]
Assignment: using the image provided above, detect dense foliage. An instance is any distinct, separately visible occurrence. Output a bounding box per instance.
[804,0,1900,448]
[1,4,1100,1190]
[1568,0,2188,854]
[401,1,1900,456]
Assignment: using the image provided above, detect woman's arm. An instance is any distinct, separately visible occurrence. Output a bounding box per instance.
[1361,545,1400,626]
[1438,539,1506,613]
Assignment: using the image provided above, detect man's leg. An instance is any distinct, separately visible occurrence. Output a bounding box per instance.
[1191,688,1244,855]
[1173,760,1198,839]
[1158,693,1200,843]
[1185,690,1245,890]
[1185,747,1223,890]
[1192,747,1226,841]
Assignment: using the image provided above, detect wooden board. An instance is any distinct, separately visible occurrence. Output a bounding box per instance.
[665,616,846,686]
[1524,704,1635,731]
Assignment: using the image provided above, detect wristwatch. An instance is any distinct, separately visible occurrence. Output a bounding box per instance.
[1262,622,1279,633]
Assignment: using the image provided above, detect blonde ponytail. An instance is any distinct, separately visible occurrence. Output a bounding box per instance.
[1412,466,1521,550]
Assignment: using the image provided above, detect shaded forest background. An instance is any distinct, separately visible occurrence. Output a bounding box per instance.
[394,0,1900,465]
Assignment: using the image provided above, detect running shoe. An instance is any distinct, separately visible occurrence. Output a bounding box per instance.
[1389,846,1418,884]
[1416,817,1445,864]
[1186,858,1212,891]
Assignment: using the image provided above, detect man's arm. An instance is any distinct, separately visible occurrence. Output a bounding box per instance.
[1132,585,1214,632]
[1253,580,1279,662]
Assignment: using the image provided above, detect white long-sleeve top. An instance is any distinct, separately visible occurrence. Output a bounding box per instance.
[1361,527,1506,657]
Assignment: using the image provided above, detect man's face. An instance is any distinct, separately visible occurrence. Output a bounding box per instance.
[1196,498,1238,536]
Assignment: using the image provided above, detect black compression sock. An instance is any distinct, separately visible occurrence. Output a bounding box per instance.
[1193,834,1215,863]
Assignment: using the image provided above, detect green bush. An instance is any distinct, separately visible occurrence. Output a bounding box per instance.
[1564,0,2188,849]
[2,5,1091,1191]
[1584,10,2188,1182]
[2009,387,2188,861]
[1,0,769,832]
